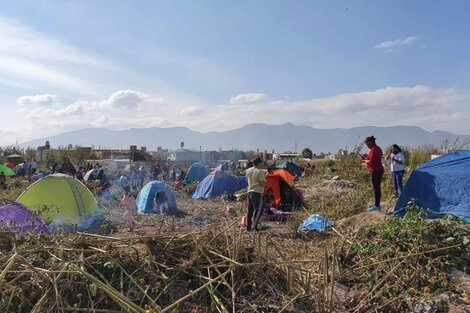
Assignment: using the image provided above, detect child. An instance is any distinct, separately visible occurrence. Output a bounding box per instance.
[121,185,136,231]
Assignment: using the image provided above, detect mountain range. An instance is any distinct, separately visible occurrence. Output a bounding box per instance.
[20,123,468,153]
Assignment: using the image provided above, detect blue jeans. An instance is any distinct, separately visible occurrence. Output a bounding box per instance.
[392,170,404,195]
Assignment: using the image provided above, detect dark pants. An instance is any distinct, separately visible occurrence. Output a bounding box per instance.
[247,192,263,230]
[371,170,384,207]
[392,170,404,195]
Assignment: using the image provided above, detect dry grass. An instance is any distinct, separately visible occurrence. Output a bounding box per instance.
[1,154,469,312]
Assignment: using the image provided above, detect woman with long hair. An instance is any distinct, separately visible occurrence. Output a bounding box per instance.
[362,136,384,211]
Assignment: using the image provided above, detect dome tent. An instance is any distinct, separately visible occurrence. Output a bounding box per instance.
[16,174,103,231]
[0,164,15,176]
[264,169,305,210]
[192,171,248,199]
[184,163,208,184]
[394,150,470,222]
[0,202,49,234]
[136,181,178,215]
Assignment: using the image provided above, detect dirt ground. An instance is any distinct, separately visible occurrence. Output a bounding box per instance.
[100,177,394,238]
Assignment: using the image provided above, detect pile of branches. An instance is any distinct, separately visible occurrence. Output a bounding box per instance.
[0,222,336,312]
[337,204,470,311]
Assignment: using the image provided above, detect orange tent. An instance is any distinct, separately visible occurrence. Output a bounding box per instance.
[264,169,294,205]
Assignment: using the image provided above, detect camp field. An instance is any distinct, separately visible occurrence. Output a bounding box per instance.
[0,157,469,313]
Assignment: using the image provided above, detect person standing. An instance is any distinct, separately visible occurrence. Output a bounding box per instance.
[22,160,30,178]
[245,157,266,231]
[362,136,384,211]
[385,144,405,197]
[121,185,136,231]
[31,159,37,175]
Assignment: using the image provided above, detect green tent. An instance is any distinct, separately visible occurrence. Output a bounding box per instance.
[16,174,102,229]
[0,164,15,176]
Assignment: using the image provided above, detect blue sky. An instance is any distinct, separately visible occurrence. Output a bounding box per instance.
[1,1,470,145]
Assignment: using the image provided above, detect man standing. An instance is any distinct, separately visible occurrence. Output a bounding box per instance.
[245,157,266,231]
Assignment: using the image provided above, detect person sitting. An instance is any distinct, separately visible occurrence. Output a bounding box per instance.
[304,163,314,176]
[264,188,276,213]
[96,169,110,191]
[153,190,169,215]
[279,189,295,212]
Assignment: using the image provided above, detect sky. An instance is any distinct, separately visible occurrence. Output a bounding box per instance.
[1,0,470,145]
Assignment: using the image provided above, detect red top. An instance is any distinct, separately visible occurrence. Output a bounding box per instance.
[367,146,384,172]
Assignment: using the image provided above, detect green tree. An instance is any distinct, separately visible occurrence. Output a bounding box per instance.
[301,148,313,159]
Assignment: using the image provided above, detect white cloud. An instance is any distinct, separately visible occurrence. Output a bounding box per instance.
[17,93,57,107]
[374,36,417,50]
[180,105,205,116]
[188,85,470,135]
[107,89,145,109]
[2,85,470,146]
[229,93,267,104]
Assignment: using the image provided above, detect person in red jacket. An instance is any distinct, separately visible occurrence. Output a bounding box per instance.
[362,136,384,211]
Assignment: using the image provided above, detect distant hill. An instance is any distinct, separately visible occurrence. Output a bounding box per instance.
[20,123,468,153]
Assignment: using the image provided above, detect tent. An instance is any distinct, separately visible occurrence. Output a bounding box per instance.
[185,163,208,184]
[136,181,178,215]
[16,174,103,231]
[394,151,470,222]
[6,154,24,165]
[264,169,305,210]
[192,171,248,199]
[0,164,16,177]
[84,169,99,181]
[0,202,49,234]
[265,169,294,206]
[214,164,230,171]
[4,162,15,170]
[275,161,304,179]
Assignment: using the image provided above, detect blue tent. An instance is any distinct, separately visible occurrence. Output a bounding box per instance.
[136,181,178,215]
[192,172,248,199]
[185,163,208,184]
[275,162,304,179]
[394,151,470,222]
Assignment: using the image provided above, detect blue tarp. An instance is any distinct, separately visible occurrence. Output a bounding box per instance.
[136,181,178,215]
[394,150,470,222]
[185,163,208,184]
[192,172,248,199]
[297,214,334,232]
